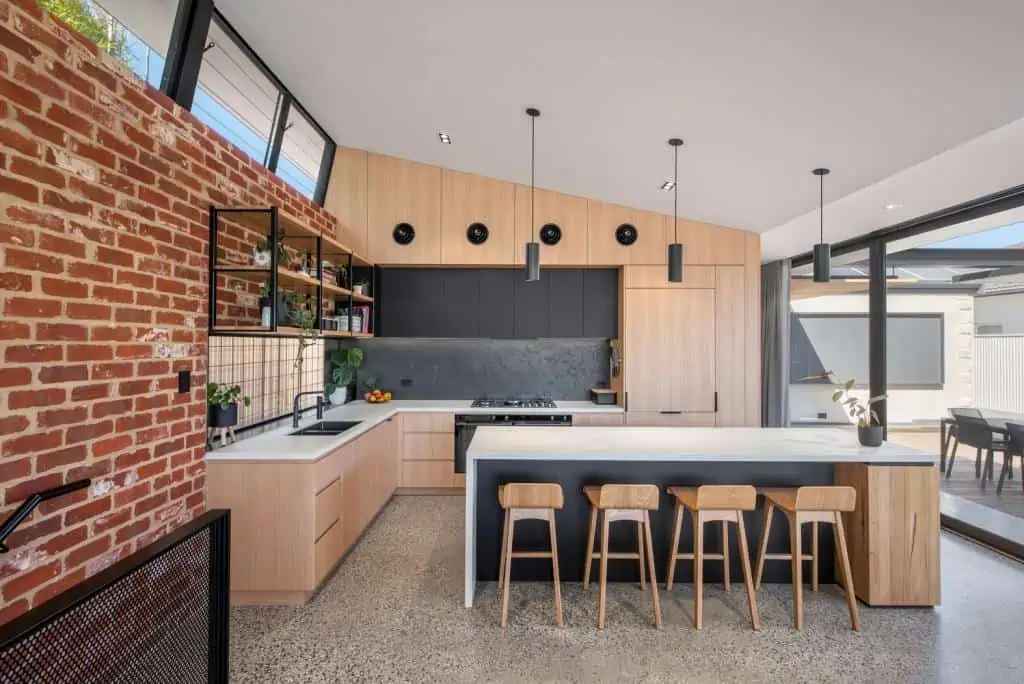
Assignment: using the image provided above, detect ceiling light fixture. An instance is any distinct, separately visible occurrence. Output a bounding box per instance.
[812,167,832,283]
[884,203,902,211]
[524,108,541,282]
[667,138,684,282]
[660,180,676,191]
[437,132,452,144]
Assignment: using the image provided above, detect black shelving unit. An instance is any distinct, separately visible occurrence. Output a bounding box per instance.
[208,205,375,338]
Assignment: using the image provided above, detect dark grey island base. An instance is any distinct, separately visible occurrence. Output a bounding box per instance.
[474,459,837,584]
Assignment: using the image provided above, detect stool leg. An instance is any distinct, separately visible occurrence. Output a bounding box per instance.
[500,516,516,628]
[721,520,730,591]
[643,510,662,629]
[597,512,610,630]
[498,509,509,591]
[666,501,684,590]
[548,510,563,628]
[833,512,861,631]
[583,505,597,588]
[637,521,646,590]
[735,513,760,630]
[754,502,774,589]
[790,513,803,631]
[811,521,819,593]
[694,511,704,630]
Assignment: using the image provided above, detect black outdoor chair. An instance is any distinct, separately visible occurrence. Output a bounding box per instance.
[997,423,1024,495]
[946,413,1009,491]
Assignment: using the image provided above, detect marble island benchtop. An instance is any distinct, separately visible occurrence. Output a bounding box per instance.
[204,400,624,463]
[467,426,937,464]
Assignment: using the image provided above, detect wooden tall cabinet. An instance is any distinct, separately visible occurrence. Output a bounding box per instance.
[367,154,442,264]
[588,201,666,265]
[441,170,516,265]
[513,186,588,266]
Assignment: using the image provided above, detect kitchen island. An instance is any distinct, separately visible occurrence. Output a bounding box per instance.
[464,426,940,608]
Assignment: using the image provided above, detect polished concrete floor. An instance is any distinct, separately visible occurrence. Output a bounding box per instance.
[231,496,1024,683]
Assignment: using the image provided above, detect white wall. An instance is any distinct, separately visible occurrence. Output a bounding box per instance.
[790,292,974,425]
[975,292,1024,334]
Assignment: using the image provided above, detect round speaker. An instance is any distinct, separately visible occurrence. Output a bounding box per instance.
[392,222,415,245]
[539,223,562,246]
[615,223,638,246]
[466,222,489,245]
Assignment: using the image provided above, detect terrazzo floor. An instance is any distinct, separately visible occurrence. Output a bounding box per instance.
[230,495,1024,683]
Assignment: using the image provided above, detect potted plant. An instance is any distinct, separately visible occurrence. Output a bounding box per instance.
[254,234,288,267]
[327,347,364,404]
[352,280,369,296]
[207,382,251,428]
[828,375,888,447]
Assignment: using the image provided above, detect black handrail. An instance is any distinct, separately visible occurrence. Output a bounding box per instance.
[0,479,90,553]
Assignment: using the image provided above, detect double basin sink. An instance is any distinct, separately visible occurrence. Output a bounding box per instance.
[290,421,361,436]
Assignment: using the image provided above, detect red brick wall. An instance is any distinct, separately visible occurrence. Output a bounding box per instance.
[0,0,337,623]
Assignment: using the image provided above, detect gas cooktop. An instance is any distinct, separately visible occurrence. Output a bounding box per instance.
[470,398,557,409]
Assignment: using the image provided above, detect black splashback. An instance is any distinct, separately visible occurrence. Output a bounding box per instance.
[329,338,610,400]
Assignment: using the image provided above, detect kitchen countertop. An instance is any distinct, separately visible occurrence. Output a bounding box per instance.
[466,426,937,464]
[204,400,624,463]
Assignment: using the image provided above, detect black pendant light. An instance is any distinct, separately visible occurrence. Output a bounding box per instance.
[812,167,831,283]
[525,107,541,282]
[667,138,684,282]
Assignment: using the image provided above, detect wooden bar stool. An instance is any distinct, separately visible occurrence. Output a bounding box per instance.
[753,486,860,631]
[665,485,759,630]
[497,482,564,628]
[582,484,661,629]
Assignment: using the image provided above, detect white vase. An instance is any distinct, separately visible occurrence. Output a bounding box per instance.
[330,387,349,405]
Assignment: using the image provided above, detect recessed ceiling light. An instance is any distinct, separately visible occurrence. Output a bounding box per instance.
[660,180,676,191]
[884,203,902,211]
[438,132,452,144]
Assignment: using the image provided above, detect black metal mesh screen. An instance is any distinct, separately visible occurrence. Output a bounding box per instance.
[0,528,211,684]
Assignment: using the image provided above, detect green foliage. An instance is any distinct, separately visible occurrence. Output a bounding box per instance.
[40,0,129,63]
[361,375,378,391]
[327,347,364,394]
[822,370,887,427]
[206,382,251,410]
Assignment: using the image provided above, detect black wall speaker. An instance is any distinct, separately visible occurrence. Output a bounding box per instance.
[539,223,562,246]
[393,223,415,245]
[466,222,489,245]
[615,223,638,246]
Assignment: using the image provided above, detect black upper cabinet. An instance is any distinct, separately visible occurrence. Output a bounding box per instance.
[379,268,617,338]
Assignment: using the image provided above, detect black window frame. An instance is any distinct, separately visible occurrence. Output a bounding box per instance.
[160,1,335,205]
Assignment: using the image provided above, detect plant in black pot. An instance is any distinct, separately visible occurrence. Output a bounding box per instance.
[207,382,251,429]
[827,375,887,446]
[326,347,364,405]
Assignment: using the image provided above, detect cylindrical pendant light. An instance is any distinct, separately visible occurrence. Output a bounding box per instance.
[812,167,831,283]
[667,138,684,282]
[525,107,541,282]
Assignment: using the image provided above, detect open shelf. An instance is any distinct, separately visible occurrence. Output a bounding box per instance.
[213,326,373,339]
[213,265,373,303]
[217,208,373,267]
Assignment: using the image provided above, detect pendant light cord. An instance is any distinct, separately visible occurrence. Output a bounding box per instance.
[673,143,679,242]
[819,172,824,243]
[530,114,536,242]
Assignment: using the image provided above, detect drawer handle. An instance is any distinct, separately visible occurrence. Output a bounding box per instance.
[659,410,682,415]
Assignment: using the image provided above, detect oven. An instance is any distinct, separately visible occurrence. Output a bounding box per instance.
[454,413,572,474]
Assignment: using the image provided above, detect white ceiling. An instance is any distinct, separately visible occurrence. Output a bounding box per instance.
[195,2,1024,258]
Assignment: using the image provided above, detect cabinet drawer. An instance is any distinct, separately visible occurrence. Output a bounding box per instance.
[315,446,346,492]
[625,411,716,427]
[401,412,454,433]
[314,478,342,540]
[572,413,625,426]
[314,519,342,584]
[402,432,454,461]
[401,460,455,488]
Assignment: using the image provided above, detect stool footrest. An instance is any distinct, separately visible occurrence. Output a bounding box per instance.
[672,553,725,561]
[510,551,553,559]
[589,551,643,560]
[763,553,813,561]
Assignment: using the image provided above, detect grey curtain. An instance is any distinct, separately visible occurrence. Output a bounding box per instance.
[761,260,791,427]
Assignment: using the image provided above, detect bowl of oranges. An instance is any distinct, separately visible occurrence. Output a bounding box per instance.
[364,388,392,404]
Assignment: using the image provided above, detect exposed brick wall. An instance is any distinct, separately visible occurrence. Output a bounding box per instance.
[0,0,338,623]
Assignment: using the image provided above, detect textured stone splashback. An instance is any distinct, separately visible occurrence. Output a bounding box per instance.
[329,338,610,400]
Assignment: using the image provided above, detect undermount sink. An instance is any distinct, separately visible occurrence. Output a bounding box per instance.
[290,420,361,436]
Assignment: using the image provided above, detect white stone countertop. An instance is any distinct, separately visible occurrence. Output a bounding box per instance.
[466,426,937,464]
[204,400,623,463]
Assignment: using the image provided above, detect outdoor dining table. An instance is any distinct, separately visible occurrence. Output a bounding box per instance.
[940,409,1024,472]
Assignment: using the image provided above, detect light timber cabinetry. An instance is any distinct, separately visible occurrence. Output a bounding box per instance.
[399,412,462,490]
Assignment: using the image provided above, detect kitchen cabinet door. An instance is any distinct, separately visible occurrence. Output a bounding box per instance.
[324,146,368,257]
[547,269,584,338]
[623,289,675,411]
[441,170,516,265]
[514,186,588,266]
[714,266,746,426]
[588,200,666,265]
[668,288,717,412]
[513,275,550,338]
[673,218,747,265]
[367,154,442,264]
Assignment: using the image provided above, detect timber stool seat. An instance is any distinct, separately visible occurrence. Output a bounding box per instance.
[582,484,662,629]
[665,485,759,629]
[754,486,860,631]
[497,482,564,628]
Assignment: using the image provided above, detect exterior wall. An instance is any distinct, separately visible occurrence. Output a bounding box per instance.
[975,292,1024,334]
[0,0,335,623]
[975,335,1024,413]
[790,292,974,425]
